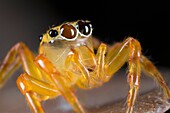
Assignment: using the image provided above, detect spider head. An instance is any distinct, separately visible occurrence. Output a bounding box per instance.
[38,20,94,66]
[39,20,93,45]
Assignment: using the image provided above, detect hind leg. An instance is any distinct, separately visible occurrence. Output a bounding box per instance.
[140,55,170,99]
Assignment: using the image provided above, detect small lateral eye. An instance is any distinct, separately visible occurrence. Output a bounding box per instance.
[76,20,92,36]
[48,29,58,37]
[39,35,43,42]
[60,24,77,39]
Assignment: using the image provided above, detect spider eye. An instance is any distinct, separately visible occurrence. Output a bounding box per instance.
[39,35,43,42]
[48,29,58,37]
[76,20,92,36]
[60,24,77,39]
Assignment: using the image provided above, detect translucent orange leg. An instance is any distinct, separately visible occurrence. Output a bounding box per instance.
[140,55,170,99]
[0,42,43,88]
[105,37,142,113]
[67,41,122,89]
[0,46,21,88]
[35,54,86,113]
[71,37,141,112]
[17,73,59,113]
[0,42,55,113]
[95,42,122,81]
[67,43,110,88]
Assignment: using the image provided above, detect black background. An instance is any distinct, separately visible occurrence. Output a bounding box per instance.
[0,0,170,68]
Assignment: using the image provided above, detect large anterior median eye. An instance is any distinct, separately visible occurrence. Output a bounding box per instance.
[76,20,92,37]
[60,24,77,40]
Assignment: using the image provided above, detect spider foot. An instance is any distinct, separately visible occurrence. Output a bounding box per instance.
[126,106,133,113]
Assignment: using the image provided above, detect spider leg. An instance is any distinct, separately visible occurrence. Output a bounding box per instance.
[0,45,21,87]
[0,42,56,113]
[95,42,122,81]
[68,41,122,88]
[140,55,170,99]
[105,37,142,113]
[17,73,59,113]
[70,37,141,113]
[35,54,86,113]
[0,42,44,88]
[68,44,109,88]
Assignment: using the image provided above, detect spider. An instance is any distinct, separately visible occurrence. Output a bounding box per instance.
[0,20,169,113]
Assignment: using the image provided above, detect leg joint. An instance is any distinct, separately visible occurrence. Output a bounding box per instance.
[16,74,32,94]
[15,42,27,50]
[126,37,141,49]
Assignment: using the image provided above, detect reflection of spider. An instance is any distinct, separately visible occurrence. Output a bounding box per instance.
[0,20,169,113]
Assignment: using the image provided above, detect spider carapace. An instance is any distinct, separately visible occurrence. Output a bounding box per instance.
[0,20,169,113]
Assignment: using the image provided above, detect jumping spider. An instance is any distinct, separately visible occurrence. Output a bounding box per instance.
[0,20,169,113]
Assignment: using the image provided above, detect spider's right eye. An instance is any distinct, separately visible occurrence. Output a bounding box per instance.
[48,29,58,37]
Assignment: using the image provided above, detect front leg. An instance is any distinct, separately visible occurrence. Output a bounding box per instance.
[17,73,59,113]
[0,42,43,88]
[105,37,169,112]
[35,54,86,113]
[105,37,142,113]
[0,42,56,113]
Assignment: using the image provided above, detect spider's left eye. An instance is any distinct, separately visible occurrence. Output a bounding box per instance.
[60,24,77,39]
[48,29,58,37]
[76,20,92,36]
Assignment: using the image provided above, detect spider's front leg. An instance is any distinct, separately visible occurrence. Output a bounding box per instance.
[104,37,170,113]
[105,37,141,113]
[17,73,59,113]
[35,55,86,113]
[68,37,141,113]
[0,42,85,113]
[0,42,43,87]
[0,42,56,113]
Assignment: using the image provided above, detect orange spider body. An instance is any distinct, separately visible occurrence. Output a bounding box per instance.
[0,20,169,113]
